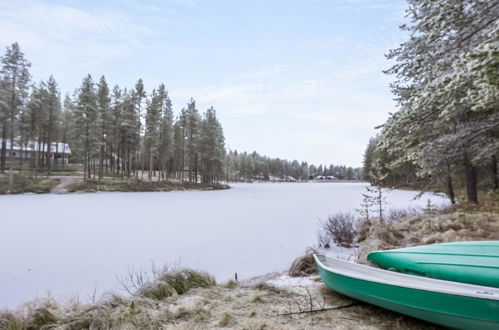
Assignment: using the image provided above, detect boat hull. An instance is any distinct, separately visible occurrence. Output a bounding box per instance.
[367,241,499,288]
[315,255,499,330]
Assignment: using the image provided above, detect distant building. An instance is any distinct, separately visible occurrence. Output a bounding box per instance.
[0,139,71,164]
[314,175,336,180]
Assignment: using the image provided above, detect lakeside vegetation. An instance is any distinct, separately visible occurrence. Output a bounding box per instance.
[67,179,229,193]
[362,0,498,205]
[0,173,58,194]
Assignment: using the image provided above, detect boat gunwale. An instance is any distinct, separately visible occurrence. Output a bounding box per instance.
[314,254,499,301]
[369,251,499,258]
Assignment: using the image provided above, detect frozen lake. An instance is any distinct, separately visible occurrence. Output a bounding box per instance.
[0,182,448,309]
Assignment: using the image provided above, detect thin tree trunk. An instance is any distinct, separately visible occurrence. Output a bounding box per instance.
[62,142,66,171]
[148,141,152,181]
[37,137,42,176]
[464,156,478,204]
[19,143,23,172]
[55,142,59,171]
[99,144,104,181]
[0,120,6,172]
[446,163,455,204]
[492,155,498,190]
[46,101,54,177]
[8,75,17,190]
[141,145,146,180]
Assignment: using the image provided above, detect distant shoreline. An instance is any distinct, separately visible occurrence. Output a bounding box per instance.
[0,174,368,195]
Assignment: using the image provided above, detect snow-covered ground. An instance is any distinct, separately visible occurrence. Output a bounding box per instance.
[0,182,448,309]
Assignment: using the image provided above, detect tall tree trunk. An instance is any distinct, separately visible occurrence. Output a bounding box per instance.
[377,186,384,223]
[141,145,146,180]
[37,136,42,176]
[148,140,152,181]
[446,163,455,204]
[55,141,59,171]
[46,102,54,177]
[464,156,478,204]
[19,143,23,172]
[8,78,17,191]
[62,142,66,171]
[194,152,198,183]
[0,120,6,172]
[492,155,498,190]
[99,144,104,181]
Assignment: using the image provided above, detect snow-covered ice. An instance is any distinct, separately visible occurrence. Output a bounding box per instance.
[0,182,448,308]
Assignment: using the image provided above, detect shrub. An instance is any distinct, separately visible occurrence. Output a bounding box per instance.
[0,175,57,194]
[386,207,421,222]
[319,212,357,247]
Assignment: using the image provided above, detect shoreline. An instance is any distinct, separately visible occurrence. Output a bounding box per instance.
[0,175,367,195]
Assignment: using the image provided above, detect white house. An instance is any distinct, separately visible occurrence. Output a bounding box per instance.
[314,175,336,180]
[0,139,72,164]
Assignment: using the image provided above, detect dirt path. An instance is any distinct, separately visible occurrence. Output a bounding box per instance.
[50,176,83,194]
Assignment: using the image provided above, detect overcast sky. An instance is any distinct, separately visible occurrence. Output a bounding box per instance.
[0,0,408,167]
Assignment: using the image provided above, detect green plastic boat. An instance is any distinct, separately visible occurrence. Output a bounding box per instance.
[368,241,499,288]
[314,254,499,329]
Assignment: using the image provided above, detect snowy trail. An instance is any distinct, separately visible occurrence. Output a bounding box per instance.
[50,176,83,193]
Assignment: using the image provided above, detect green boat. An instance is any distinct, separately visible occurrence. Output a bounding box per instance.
[368,241,499,288]
[314,254,499,329]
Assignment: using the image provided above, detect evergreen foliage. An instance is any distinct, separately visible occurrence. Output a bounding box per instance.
[363,0,499,204]
[0,42,361,184]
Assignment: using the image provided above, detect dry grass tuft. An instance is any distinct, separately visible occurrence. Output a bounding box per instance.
[136,268,216,300]
[0,311,25,330]
[25,308,58,330]
[218,311,236,327]
[224,279,239,289]
[252,282,285,294]
[289,249,318,277]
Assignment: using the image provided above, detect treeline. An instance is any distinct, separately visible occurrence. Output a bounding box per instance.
[363,0,498,204]
[0,42,362,185]
[309,164,361,180]
[0,43,225,184]
[225,150,362,181]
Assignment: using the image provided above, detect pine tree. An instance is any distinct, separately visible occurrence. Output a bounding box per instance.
[97,76,110,180]
[134,79,146,179]
[199,107,225,183]
[0,42,30,190]
[185,99,201,182]
[45,75,60,177]
[158,85,174,181]
[145,87,161,181]
[74,75,98,180]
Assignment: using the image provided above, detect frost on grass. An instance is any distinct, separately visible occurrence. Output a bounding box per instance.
[357,211,499,264]
[1,265,439,329]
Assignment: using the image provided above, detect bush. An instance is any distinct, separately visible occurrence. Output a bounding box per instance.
[318,212,357,248]
[0,174,57,194]
[387,207,421,222]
